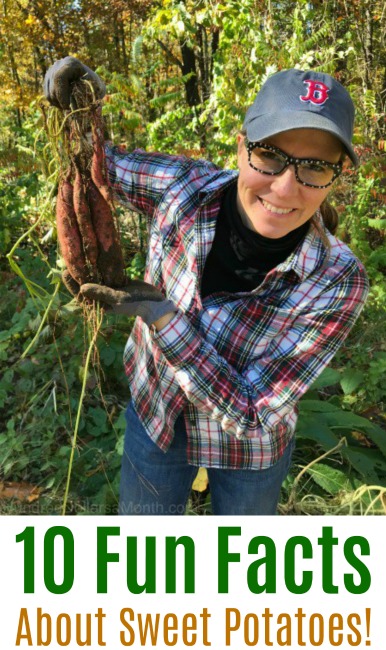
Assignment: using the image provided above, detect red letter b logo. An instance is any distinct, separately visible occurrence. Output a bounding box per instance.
[300,80,329,105]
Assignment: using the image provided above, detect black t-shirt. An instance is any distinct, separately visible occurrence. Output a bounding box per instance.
[200,180,309,298]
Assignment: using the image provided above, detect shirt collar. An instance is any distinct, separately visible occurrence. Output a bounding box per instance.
[273,211,330,282]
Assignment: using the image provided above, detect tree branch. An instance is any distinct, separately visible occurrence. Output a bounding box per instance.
[156,38,183,69]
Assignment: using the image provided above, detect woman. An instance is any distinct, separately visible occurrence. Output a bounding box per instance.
[44,62,369,515]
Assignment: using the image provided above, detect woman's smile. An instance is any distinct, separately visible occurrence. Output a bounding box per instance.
[259,198,296,215]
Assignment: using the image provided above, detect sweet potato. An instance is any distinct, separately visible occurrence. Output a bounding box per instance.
[87,180,126,287]
[54,92,127,293]
[56,172,90,286]
[73,167,99,280]
[90,123,111,204]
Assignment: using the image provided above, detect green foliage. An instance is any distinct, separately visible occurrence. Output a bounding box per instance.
[331,154,386,417]
[127,252,146,280]
[287,154,386,512]
[306,464,358,497]
[0,163,40,256]
[0,267,129,514]
[281,366,386,515]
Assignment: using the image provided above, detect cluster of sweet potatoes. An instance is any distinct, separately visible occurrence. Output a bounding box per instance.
[56,98,126,290]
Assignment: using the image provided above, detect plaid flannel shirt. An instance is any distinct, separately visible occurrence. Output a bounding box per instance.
[106,146,369,470]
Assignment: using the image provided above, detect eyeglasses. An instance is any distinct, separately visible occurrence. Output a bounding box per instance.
[244,138,343,188]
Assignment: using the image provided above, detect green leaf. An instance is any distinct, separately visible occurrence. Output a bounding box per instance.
[310,367,341,389]
[115,436,124,456]
[340,370,365,394]
[368,218,386,229]
[299,399,340,413]
[149,91,183,107]
[114,410,126,433]
[44,476,56,489]
[296,414,341,450]
[100,346,116,367]
[6,419,16,433]
[89,407,107,428]
[324,411,386,458]
[300,378,385,456]
[342,448,386,484]
[88,426,105,438]
[306,463,351,495]
[131,35,143,63]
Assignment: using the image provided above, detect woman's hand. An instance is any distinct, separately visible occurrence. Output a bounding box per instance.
[79,280,178,329]
[43,56,106,109]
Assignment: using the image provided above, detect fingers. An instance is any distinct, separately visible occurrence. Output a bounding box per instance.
[81,63,106,99]
[80,283,128,305]
[119,279,165,302]
[62,270,80,297]
[79,281,165,305]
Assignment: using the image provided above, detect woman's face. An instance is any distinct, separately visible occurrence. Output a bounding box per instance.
[236,128,343,238]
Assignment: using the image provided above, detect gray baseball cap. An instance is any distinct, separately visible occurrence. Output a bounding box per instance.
[242,69,358,166]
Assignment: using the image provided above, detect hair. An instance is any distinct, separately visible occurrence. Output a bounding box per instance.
[310,204,334,252]
[318,200,339,235]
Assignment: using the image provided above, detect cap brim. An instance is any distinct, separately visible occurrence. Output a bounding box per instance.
[244,111,359,167]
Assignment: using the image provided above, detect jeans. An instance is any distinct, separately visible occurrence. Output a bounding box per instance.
[119,401,294,516]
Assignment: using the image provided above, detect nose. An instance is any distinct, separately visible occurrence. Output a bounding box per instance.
[270,165,299,197]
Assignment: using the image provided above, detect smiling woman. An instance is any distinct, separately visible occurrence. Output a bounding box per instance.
[236,128,344,239]
[43,61,369,516]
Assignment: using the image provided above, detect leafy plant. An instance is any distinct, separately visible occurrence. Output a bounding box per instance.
[280,366,386,515]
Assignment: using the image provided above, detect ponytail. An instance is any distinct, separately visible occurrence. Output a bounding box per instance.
[310,199,339,252]
[319,199,339,235]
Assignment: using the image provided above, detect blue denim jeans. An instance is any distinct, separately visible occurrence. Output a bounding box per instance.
[119,401,294,516]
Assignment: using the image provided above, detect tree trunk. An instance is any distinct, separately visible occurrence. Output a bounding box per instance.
[179,40,200,107]
[362,4,373,90]
[120,15,128,73]
[2,0,23,126]
[113,13,122,69]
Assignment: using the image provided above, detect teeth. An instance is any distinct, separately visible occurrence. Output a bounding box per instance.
[261,199,293,214]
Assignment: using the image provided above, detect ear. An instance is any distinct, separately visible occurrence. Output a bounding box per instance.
[342,157,352,172]
[339,153,353,172]
[237,133,245,156]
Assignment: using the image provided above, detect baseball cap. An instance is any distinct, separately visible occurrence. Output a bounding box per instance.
[242,69,358,166]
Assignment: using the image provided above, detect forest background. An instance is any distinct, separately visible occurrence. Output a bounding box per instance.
[0,0,385,515]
